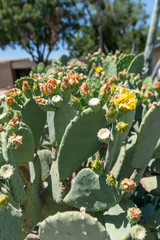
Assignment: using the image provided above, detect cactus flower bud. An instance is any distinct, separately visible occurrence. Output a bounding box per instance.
[118,69,127,79]
[154,81,160,89]
[120,178,136,192]
[127,207,142,225]
[109,76,118,84]
[5,96,15,107]
[7,88,22,97]
[69,95,83,112]
[97,128,110,143]
[35,96,47,107]
[33,73,41,82]
[8,116,19,127]
[130,225,146,240]
[0,124,5,132]
[99,83,111,98]
[0,194,9,209]
[8,133,23,149]
[107,174,116,186]
[147,91,153,98]
[80,82,90,96]
[88,98,101,112]
[106,106,118,123]
[22,81,31,92]
[0,164,14,179]
[116,121,128,133]
[61,76,70,89]
[149,101,158,108]
[141,84,147,91]
[91,158,103,171]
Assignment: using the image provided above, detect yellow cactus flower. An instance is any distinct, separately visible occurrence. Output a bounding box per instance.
[95,66,102,73]
[113,88,138,112]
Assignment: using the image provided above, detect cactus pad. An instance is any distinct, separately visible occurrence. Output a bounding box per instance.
[0,203,24,240]
[21,98,46,150]
[140,176,160,196]
[104,198,136,240]
[10,123,35,164]
[22,182,42,232]
[131,102,160,169]
[64,168,121,212]
[117,54,135,72]
[57,108,106,180]
[128,53,144,75]
[15,77,34,91]
[39,211,108,240]
[50,161,66,203]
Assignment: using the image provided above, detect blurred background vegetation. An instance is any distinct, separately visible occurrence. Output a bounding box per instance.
[0,0,156,63]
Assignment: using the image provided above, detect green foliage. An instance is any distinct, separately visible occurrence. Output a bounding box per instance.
[67,0,148,56]
[0,0,79,62]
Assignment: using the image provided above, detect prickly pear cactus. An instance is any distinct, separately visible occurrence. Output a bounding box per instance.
[0,50,160,239]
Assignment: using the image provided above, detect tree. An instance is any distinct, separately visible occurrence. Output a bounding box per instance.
[0,0,79,63]
[66,0,149,56]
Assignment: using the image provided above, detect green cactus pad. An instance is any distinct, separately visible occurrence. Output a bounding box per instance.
[21,98,46,150]
[152,138,160,159]
[10,123,35,164]
[50,161,66,203]
[0,110,14,124]
[0,203,24,240]
[37,62,45,73]
[39,211,108,240]
[104,198,136,240]
[22,182,42,232]
[146,207,160,230]
[148,158,160,173]
[54,96,76,147]
[112,109,136,167]
[128,53,144,75]
[112,134,137,180]
[103,60,117,79]
[15,77,34,90]
[8,150,27,204]
[0,148,6,166]
[57,108,106,180]
[41,191,71,219]
[140,176,160,196]
[64,168,121,212]
[111,145,126,179]
[142,76,153,88]
[38,149,52,181]
[131,102,160,169]
[117,54,135,72]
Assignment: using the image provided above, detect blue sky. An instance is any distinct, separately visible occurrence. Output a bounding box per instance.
[0,0,156,61]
